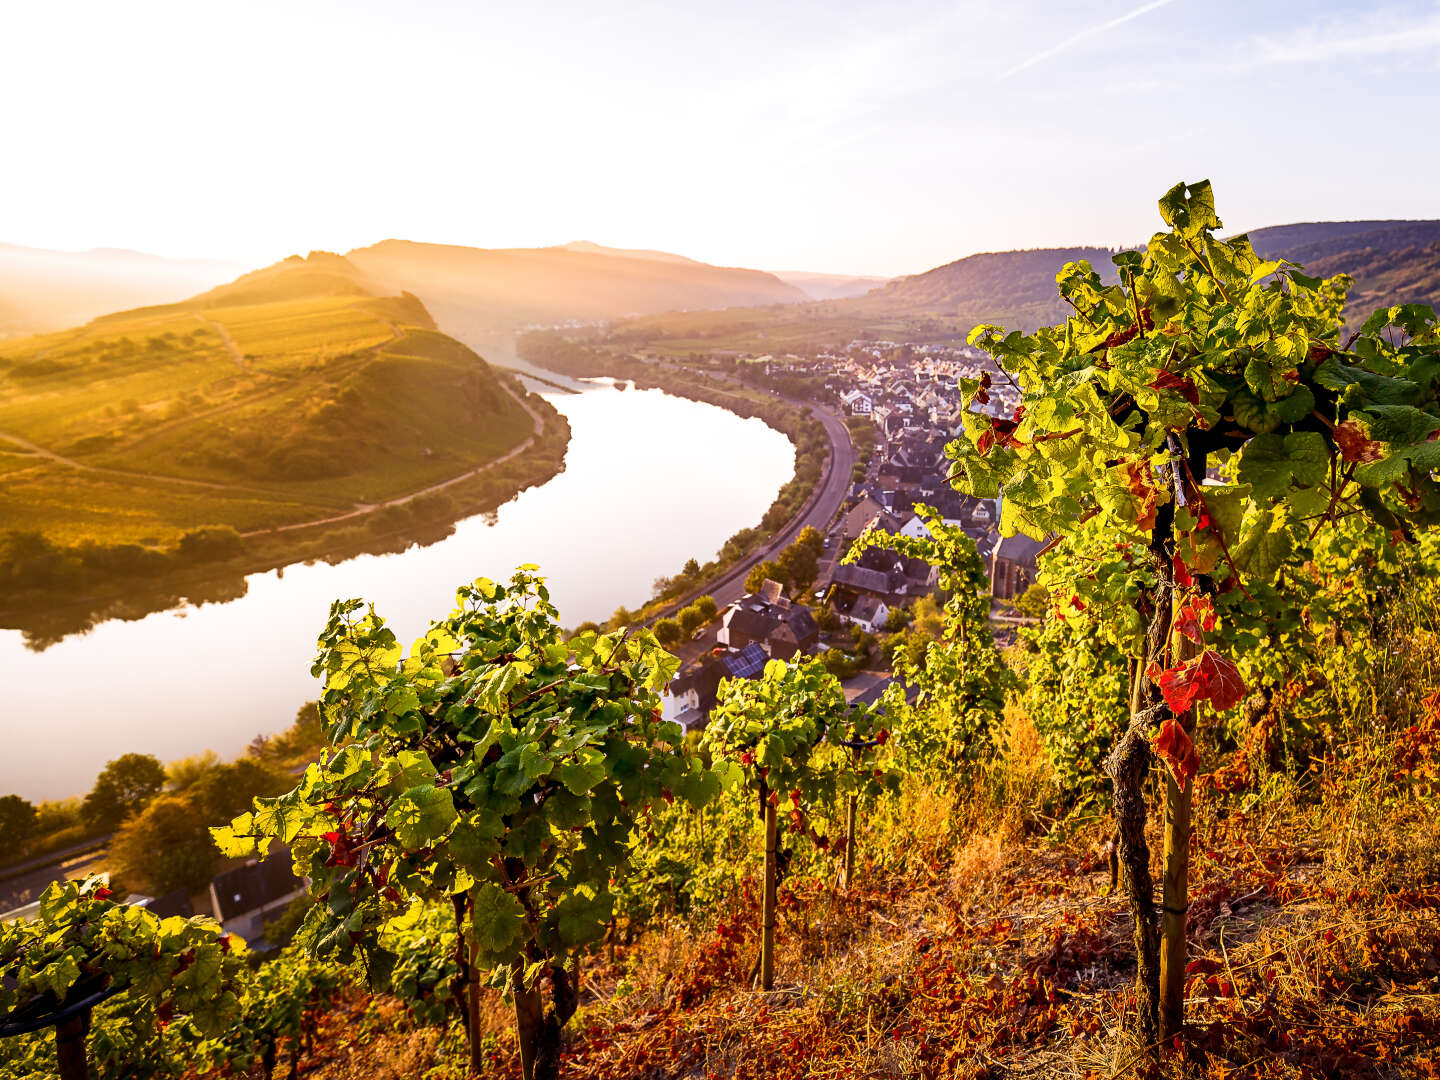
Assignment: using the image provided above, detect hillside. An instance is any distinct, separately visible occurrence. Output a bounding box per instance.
[1246,219,1440,317]
[0,243,251,336]
[0,252,540,553]
[346,239,807,336]
[840,246,1118,329]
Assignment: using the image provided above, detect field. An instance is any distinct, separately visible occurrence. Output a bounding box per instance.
[0,255,538,550]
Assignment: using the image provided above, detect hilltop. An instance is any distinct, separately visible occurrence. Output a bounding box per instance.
[598,218,1440,353]
[346,238,807,336]
[0,243,252,336]
[1247,219,1440,317]
[0,252,566,634]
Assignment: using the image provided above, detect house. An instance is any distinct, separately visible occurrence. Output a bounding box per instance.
[990,533,1046,600]
[665,642,774,731]
[834,592,890,633]
[716,590,820,660]
[209,847,304,942]
[839,389,873,415]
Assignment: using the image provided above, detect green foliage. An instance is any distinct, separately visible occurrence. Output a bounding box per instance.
[111,757,291,895]
[213,567,719,1018]
[82,752,166,829]
[653,617,682,647]
[848,506,1011,775]
[702,657,898,846]
[0,877,247,1079]
[0,794,37,850]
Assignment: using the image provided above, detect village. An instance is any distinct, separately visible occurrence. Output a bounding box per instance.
[662,338,1042,732]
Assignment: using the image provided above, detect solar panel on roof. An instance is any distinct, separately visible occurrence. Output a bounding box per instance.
[723,643,768,679]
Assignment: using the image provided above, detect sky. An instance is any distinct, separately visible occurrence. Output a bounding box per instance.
[3,0,1439,277]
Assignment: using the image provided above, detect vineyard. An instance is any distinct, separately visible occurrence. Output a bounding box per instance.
[5,182,1440,1078]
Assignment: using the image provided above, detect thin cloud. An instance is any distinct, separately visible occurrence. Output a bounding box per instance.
[998,0,1179,80]
[1245,7,1440,65]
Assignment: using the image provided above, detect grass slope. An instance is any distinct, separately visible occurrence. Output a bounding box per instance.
[0,253,535,548]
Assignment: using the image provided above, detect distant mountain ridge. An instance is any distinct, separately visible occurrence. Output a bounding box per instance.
[831,246,1120,331]
[1245,220,1440,318]
[346,238,807,338]
[820,220,1440,331]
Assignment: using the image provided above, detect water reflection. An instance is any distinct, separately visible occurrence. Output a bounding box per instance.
[0,381,793,800]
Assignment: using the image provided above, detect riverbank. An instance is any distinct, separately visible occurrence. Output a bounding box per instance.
[516,332,854,628]
[0,381,571,648]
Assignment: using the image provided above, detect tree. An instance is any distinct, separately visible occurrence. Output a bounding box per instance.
[682,558,701,578]
[695,595,719,621]
[215,570,720,1080]
[114,759,290,896]
[677,605,705,637]
[794,525,825,560]
[82,753,166,829]
[1014,582,1050,619]
[746,560,783,594]
[777,541,819,595]
[0,795,38,851]
[949,179,1440,1045]
[653,617,682,647]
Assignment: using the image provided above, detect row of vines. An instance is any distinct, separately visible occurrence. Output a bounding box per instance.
[4,182,1439,1078]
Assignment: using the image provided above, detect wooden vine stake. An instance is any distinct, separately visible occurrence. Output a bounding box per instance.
[1158,622,1197,1042]
[843,794,858,889]
[55,1010,91,1080]
[760,799,778,990]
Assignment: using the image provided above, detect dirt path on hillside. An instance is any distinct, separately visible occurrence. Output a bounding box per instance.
[0,426,330,504]
[193,313,248,370]
[240,380,546,536]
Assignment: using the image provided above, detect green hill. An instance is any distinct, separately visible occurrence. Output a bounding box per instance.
[0,253,538,550]
[1246,220,1440,318]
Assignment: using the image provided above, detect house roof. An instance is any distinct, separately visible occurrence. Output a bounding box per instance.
[830,562,896,596]
[721,643,769,679]
[212,848,297,922]
[722,604,775,642]
[850,594,886,623]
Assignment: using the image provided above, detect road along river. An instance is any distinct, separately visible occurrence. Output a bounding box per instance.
[0,376,794,800]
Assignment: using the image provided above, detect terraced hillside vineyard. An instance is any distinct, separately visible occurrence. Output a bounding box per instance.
[0,253,567,633]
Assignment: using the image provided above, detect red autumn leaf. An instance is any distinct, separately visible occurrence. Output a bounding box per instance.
[979,371,992,389]
[1154,719,1199,786]
[1013,405,1026,422]
[1335,419,1384,463]
[1149,648,1246,714]
[977,428,995,456]
[93,886,114,901]
[1069,594,1086,611]
[1195,649,1246,711]
[1102,325,1140,350]
[1122,460,1159,531]
[1173,595,1216,644]
[974,387,990,405]
[875,729,890,745]
[1148,370,1200,406]
[991,416,1024,449]
[1308,343,1333,363]
[1150,661,1205,715]
[1173,552,1194,589]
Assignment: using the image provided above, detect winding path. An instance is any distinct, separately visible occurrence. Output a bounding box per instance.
[240,378,546,536]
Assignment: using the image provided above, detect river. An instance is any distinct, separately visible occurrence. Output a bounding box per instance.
[0,372,794,801]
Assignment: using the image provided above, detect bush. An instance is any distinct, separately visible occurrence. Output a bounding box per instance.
[175,526,243,561]
[653,618,682,646]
